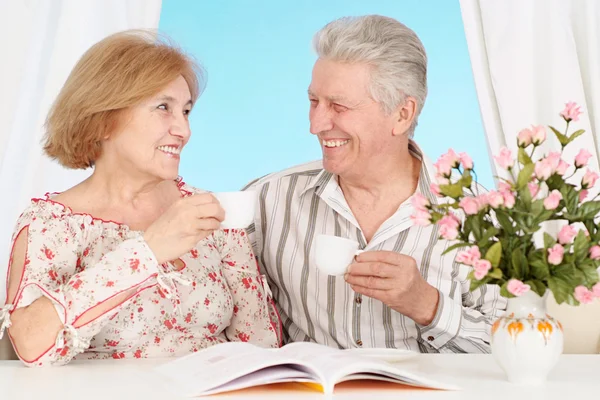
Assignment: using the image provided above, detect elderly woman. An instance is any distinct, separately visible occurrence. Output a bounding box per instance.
[0,31,281,367]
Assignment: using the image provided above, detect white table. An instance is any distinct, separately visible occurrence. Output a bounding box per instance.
[1,354,599,399]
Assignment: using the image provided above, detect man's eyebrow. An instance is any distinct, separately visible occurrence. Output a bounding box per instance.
[307,90,351,103]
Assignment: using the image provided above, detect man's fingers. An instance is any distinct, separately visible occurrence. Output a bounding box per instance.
[344,274,396,290]
[346,262,396,278]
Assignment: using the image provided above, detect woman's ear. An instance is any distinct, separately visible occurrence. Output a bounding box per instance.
[392,97,417,137]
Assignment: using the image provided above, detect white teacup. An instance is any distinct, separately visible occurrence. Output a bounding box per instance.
[213,191,256,229]
[314,234,363,276]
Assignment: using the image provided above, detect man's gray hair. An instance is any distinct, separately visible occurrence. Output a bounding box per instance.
[313,15,428,138]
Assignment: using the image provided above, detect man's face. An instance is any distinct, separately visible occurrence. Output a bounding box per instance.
[308,59,400,179]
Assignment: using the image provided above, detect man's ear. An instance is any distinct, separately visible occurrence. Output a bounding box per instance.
[391,97,417,137]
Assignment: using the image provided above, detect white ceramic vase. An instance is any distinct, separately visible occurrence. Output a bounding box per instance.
[491,290,563,385]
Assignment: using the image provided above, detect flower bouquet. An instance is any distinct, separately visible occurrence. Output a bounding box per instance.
[412,102,600,384]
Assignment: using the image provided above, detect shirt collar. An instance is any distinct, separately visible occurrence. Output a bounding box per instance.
[299,139,438,203]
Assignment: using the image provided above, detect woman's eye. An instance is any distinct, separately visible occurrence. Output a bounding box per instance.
[158,104,169,111]
[183,109,191,116]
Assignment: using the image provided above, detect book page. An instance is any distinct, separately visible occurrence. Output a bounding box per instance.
[278,342,459,391]
[153,342,320,397]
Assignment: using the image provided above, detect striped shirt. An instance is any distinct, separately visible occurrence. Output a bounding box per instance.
[243,141,506,353]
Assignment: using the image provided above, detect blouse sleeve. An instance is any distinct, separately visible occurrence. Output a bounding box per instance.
[1,210,167,367]
[217,229,281,347]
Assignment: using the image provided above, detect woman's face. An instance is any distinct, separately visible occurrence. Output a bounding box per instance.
[102,75,193,181]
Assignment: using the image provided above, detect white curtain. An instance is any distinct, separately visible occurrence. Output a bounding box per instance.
[460,0,600,354]
[0,0,162,305]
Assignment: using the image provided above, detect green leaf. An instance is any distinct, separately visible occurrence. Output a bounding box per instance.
[439,182,464,199]
[477,227,500,248]
[442,242,471,256]
[560,185,579,215]
[568,129,585,144]
[573,230,590,262]
[493,210,515,235]
[550,126,569,146]
[510,248,524,279]
[578,201,600,220]
[546,175,564,191]
[485,241,502,268]
[529,249,550,280]
[459,169,473,189]
[468,271,488,291]
[488,268,503,279]
[552,263,578,286]
[543,233,556,249]
[517,163,535,189]
[547,276,573,304]
[525,279,547,297]
[518,147,533,166]
[578,260,600,285]
[499,281,513,298]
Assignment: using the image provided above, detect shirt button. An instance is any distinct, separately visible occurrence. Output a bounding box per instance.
[427,336,435,342]
[356,340,363,347]
[355,295,362,304]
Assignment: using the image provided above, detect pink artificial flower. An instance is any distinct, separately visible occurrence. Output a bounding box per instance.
[556,160,570,176]
[435,173,450,185]
[589,245,600,260]
[535,159,553,180]
[434,158,453,177]
[582,170,599,189]
[560,101,583,122]
[575,149,593,168]
[434,149,460,177]
[459,197,480,215]
[493,147,514,170]
[411,210,432,226]
[507,279,531,297]
[459,152,474,170]
[411,193,430,210]
[456,246,482,266]
[498,182,512,193]
[593,282,600,298]
[574,286,595,304]
[580,189,589,203]
[475,194,489,210]
[558,225,577,245]
[438,215,460,241]
[502,191,516,209]
[543,190,563,210]
[528,182,540,198]
[473,259,492,280]
[517,128,533,147]
[430,183,442,197]
[531,125,547,145]
[487,191,504,208]
[547,244,564,265]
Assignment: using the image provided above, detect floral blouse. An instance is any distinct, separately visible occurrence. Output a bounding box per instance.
[0,179,281,367]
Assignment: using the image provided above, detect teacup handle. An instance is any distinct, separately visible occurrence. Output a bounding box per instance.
[354,249,364,258]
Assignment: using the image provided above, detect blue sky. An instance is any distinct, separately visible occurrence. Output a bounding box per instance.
[159,0,493,191]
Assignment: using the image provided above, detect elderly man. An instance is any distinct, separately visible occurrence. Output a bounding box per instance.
[244,15,505,353]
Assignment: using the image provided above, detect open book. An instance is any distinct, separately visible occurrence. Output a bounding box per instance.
[152,341,459,396]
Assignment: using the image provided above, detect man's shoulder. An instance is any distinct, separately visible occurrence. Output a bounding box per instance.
[243,160,324,190]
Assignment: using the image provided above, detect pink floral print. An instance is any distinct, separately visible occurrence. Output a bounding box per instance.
[1,180,281,367]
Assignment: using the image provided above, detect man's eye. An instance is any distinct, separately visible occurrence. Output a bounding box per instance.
[309,99,318,107]
[333,104,348,112]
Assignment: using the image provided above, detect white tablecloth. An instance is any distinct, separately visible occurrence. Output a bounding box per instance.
[1,354,599,399]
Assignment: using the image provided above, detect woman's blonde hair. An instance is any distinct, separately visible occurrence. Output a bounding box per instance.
[44,30,204,169]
